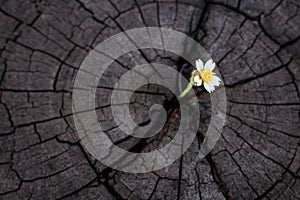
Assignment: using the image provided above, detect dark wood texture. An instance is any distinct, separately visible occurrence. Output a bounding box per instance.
[0,0,299,199]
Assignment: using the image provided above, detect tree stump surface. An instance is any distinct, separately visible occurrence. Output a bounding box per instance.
[0,0,299,199]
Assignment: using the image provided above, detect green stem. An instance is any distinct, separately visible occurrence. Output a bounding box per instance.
[178,81,193,99]
[178,71,196,99]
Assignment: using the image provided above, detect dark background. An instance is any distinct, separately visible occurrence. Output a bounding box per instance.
[0,0,299,199]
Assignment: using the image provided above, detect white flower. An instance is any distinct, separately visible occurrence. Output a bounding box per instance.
[193,58,221,93]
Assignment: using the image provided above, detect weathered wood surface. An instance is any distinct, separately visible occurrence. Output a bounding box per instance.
[0,0,299,199]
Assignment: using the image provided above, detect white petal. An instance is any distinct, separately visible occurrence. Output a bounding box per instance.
[204,59,215,71]
[204,82,215,93]
[204,82,212,93]
[196,59,204,71]
[193,75,202,86]
[194,80,202,86]
[212,76,221,86]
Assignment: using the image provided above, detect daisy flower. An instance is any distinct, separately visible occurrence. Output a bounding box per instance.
[193,59,221,93]
[178,58,221,99]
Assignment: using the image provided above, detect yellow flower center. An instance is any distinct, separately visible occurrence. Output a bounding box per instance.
[200,69,213,83]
